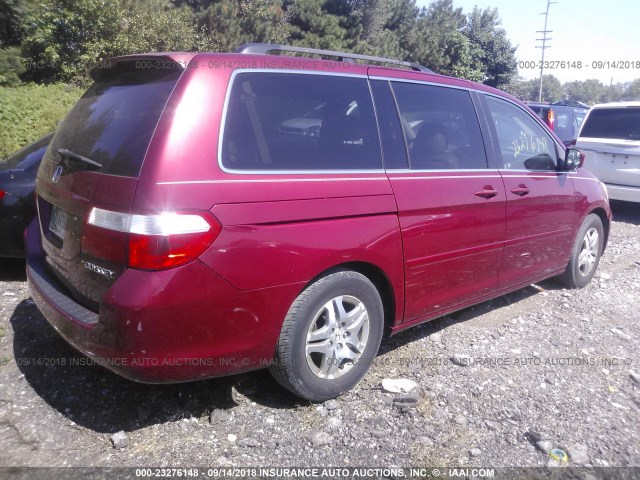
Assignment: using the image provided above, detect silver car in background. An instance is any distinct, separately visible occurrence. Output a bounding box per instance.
[576,102,640,202]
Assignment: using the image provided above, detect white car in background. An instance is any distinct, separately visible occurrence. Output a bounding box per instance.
[576,102,640,202]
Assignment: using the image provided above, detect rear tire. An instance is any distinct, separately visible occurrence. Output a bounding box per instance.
[557,213,604,288]
[269,270,384,401]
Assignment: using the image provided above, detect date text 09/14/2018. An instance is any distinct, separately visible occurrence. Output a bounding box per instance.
[518,60,640,70]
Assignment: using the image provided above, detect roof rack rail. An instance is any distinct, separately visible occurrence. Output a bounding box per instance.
[236,43,434,74]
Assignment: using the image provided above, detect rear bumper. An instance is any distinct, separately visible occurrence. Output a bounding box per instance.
[25,220,299,383]
[604,183,640,203]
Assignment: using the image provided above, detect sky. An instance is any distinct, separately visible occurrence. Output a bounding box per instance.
[416,0,640,84]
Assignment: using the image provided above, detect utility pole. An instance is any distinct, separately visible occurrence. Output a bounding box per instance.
[536,0,557,102]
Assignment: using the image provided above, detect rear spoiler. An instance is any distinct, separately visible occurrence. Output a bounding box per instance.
[88,54,192,81]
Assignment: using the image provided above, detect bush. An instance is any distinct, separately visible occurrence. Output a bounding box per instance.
[0,83,83,158]
[20,0,213,84]
[0,46,25,86]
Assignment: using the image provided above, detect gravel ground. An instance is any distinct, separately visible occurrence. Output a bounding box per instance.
[0,200,639,471]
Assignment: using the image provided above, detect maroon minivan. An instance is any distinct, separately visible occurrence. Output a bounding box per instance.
[26,44,611,401]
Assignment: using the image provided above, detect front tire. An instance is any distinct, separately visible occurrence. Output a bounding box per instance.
[557,213,604,288]
[269,270,384,401]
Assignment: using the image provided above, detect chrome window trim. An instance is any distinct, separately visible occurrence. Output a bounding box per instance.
[389,175,502,180]
[386,168,496,174]
[157,177,390,185]
[157,168,580,184]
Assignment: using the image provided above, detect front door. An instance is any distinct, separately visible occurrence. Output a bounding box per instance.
[482,95,580,288]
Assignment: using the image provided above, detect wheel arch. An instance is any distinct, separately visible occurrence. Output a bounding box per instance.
[589,207,610,250]
[302,261,399,335]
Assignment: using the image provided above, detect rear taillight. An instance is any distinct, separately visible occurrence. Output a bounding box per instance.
[0,190,5,201]
[83,208,221,270]
[547,109,555,130]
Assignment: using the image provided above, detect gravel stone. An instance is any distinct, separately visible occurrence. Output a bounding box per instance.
[238,437,260,448]
[209,409,231,425]
[110,431,129,450]
[453,414,468,426]
[381,378,417,393]
[485,420,499,431]
[328,418,343,429]
[311,432,332,448]
[324,400,339,410]
[470,448,481,457]
[536,441,554,453]
[568,444,590,465]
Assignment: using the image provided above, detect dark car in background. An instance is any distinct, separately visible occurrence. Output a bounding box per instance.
[527,101,589,146]
[0,133,53,258]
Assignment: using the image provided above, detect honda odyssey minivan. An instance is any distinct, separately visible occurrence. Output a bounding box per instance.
[26,44,611,401]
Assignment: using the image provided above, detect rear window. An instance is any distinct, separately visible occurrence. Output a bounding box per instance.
[221,72,382,171]
[580,107,640,140]
[45,63,182,177]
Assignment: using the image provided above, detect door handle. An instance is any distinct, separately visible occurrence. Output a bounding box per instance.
[474,185,498,199]
[511,184,530,196]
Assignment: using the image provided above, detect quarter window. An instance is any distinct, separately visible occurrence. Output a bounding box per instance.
[221,73,382,171]
[391,82,487,170]
[485,96,559,171]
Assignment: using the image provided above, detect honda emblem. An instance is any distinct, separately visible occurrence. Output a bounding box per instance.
[52,165,63,183]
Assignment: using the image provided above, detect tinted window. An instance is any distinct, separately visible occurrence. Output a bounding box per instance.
[46,64,182,177]
[485,96,558,171]
[580,107,640,140]
[391,82,487,170]
[370,80,408,169]
[574,109,587,128]
[221,73,382,171]
[528,105,547,120]
[553,108,579,143]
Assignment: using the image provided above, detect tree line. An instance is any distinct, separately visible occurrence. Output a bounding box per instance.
[0,0,517,87]
[511,74,640,105]
[1,0,639,104]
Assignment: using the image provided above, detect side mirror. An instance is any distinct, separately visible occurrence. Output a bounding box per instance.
[563,147,585,170]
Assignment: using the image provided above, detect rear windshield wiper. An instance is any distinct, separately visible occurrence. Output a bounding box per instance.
[57,148,103,168]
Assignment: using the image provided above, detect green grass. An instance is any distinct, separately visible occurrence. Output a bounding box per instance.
[0,83,83,159]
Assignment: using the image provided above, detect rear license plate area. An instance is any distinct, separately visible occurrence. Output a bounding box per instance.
[49,206,68,240]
